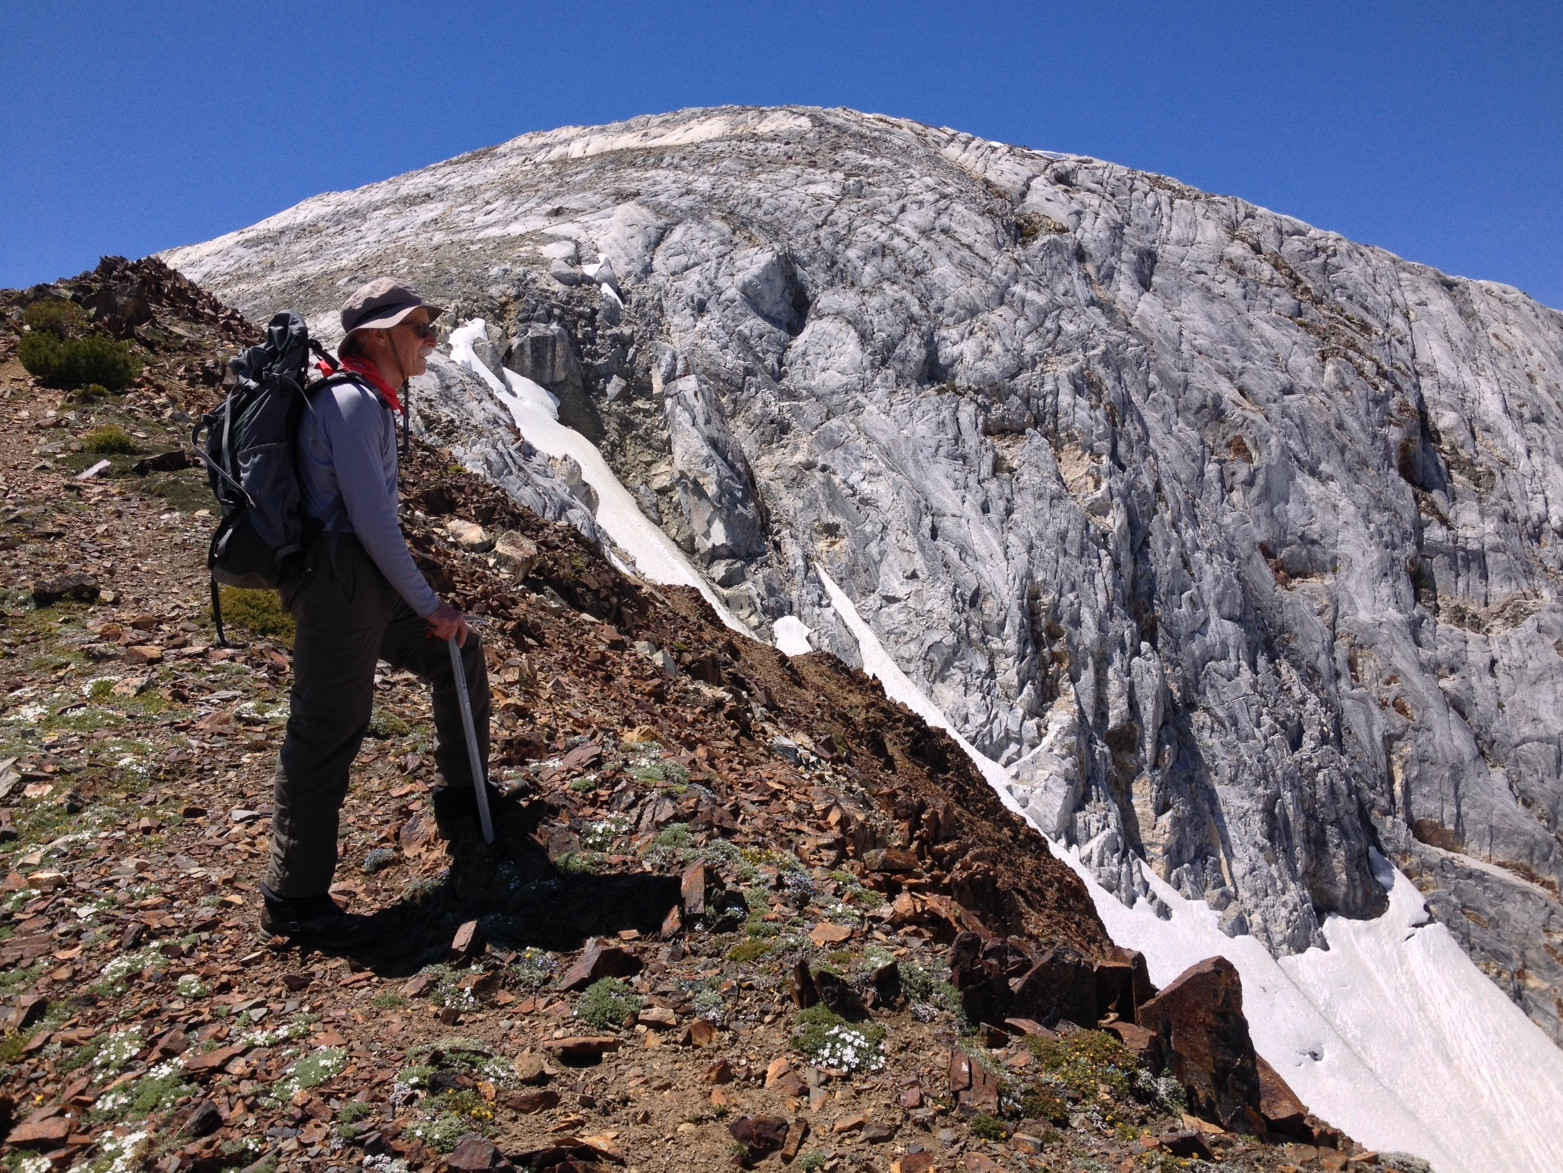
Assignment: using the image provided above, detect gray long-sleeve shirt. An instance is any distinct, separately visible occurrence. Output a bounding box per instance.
[296,376,440,617]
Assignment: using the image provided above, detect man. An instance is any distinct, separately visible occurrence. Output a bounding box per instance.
[260,278,496,949]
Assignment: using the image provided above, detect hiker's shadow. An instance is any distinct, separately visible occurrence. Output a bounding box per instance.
[347,800,682,976]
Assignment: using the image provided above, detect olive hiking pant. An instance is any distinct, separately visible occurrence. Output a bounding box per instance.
[263,534,489,900]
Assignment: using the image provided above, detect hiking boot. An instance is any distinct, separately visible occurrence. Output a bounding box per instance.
[260,892,380,951]
[432,780,514,837]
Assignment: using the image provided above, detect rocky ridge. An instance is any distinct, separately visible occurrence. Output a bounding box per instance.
[0,262,1412,1173]
[163,107,1563,1042]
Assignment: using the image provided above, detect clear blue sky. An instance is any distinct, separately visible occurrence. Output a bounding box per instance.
[4,1,1560,308]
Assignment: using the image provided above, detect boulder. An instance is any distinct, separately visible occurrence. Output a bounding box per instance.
[1137,957,1265,1133]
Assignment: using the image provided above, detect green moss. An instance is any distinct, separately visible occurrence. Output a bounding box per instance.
[969,1111,1009,1140]
[82,425,140,455]
[1018,1083,1070,1124]
[653,821,693,849]
[576,977,643,1031]
[128,1070,198,1115]
[408,1111,483,1153]
[366,709,411,739]
[397,1064,437,1088]
[370,992,409,1010]
[215,587,295,648]
[554,850,607,875]
[726,940,775,964]
[1027,1029,1141,1101]
[338,1101,375,1126]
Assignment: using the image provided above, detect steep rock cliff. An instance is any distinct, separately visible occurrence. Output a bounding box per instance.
[164,106,1563,1041]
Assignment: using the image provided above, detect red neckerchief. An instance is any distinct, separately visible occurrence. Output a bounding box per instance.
[319,355,404,414]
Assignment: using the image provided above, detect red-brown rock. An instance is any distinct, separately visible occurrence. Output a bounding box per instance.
[558,939,641,991]
[447,1133,514,1171]
[1137,956,1265,1132]
[729,1113,790,1156]
[1255,1054,1309,1137]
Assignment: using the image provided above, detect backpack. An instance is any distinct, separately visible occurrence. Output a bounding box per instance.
[192,310,346,645]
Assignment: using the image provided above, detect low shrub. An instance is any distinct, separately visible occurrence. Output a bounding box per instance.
[83,425,139,454]
[576,977,643,1030]
[19,331,141,391]
[791,1004,886,1072]
[23,298,86,337]
[215,586,296,647]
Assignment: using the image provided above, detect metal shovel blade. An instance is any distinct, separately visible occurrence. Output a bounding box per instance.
[447,635,494,844]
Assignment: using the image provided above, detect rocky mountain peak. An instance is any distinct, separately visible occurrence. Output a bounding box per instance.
[162,105,1563,1052]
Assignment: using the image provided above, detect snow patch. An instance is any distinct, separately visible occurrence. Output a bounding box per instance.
[449,320,751,638]
[773,616,814,657]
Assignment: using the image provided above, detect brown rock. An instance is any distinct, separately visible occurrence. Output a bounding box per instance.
[809,922,853,947]
[8,994,47,1033]
[861,1121,896,1142]
[705,1059,734,1084]
[790,958,818,1009]
[512,1053,550,1084]
[891,1154,937,1173]
[32,574,99,606]
[637,1005,677,1029]
[729,1114,790,1156]
[1094,949,1154,1021]
[7,1113,72,1147]
[124,644,164,665]
[176,1100,223,1138]
[1255,1054,1309,1137]
[949,1047,973,1094]
[870,961,903,1009]
[1104,1021,1163,1069]
[183,1045,248,1074]
[681,862,707,918]
[831,1111,869,1134]
[813,969,869,1021]
[899,1081,923,1110]
[1160,1130,1215,1160]
[1008,945,1097,1028]
[679,1019,717,1047]
[867,847,921,874]
[503,1089,560,1114]
[558,939,642,991]
[402,973,437,998]
[660,903,683,937]
[1137,957,1265,1132]
[948,1047,1000,1114]
[1002,1017,1056,1038]
[962,1155,1001,1173]
[978,1022,1010,1048]
[779,1116,809,1162]
[542,1037,621,1063]
[446,1133,514,1171]
[451,920,481,961]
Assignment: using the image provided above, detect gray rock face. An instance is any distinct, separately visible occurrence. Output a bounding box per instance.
[163,106,1563,1042]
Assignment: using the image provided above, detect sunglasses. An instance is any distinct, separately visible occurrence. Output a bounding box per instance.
[404,320,438,341]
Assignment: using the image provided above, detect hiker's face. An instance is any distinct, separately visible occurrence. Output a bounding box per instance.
[395,311,437,377]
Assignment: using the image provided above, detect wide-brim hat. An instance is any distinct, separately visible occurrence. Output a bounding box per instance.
[339,277,445,339]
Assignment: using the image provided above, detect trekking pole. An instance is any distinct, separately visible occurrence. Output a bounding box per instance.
[448,636,494,845]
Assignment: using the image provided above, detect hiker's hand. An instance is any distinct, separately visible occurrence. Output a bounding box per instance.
[426,602,470,646]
